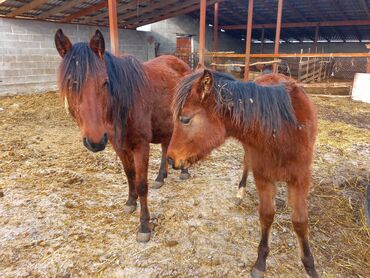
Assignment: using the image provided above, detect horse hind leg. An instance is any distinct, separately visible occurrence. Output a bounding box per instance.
[251,174,276,278]
[234,168,248,205]
[288,179,319,278]
[153,143,169,189]
[179,168,190,180]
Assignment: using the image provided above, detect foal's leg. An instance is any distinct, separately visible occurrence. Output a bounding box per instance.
[118,150,138,214]
[133,143,152,242]
[179,168,190,180]
[235,148,249,205]
[153,143,169,189]
[288,179,318,278]
[251,174,276,278]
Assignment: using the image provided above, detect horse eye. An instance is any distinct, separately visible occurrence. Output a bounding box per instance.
[103,80,109,88]
[179,115,191,125]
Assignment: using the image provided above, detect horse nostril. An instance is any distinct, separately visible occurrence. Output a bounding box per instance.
[167,157,174,167]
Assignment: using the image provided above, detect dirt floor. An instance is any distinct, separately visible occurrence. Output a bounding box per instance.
[0,93,369,277]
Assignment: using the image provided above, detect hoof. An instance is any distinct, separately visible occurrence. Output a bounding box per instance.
[251,267,265,278]
[137,231,151,242]
[179,172,190,180]
[232,197,243,206]
[152,181,164,189]
[124,204,137,214]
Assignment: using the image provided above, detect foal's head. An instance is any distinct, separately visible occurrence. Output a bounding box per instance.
[167,69,226,170]
[55,29,110,152]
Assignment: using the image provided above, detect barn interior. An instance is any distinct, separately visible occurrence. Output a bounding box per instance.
[0,1,369,277]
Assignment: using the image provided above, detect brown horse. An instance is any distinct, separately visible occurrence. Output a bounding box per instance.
[167,69,318,277]
[55,29,191,242]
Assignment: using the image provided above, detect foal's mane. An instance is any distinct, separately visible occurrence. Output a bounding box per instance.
[58,42,148,144]
[174,70,297,135]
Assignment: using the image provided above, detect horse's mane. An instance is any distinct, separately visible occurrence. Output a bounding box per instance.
[58,42,148,144]
[174,70,297,135]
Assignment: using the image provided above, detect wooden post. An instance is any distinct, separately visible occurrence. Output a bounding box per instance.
[273,0,283,73]
[213,2,219,51]
[212,2,219,70]
[260,28,265,54]
[244,0,254,81]
[199,0,207,65]
[108,0,119,56]
[367,44,370,73]
[314,25,319,53]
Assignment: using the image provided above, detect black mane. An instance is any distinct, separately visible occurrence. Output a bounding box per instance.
[174,70,297,135]
[58,42,148,145]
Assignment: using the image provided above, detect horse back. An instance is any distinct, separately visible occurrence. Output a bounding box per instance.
[250,74,318,180]
[254,73,317,142]
[139,55,191,143]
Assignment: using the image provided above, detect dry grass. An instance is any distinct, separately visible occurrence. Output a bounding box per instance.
[0,93,369,277]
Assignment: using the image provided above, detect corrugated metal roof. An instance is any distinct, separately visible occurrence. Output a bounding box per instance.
[0,0,369,42]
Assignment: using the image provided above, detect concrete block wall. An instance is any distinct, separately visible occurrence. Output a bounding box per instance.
[150,15,244,61]
[0,18,148,96]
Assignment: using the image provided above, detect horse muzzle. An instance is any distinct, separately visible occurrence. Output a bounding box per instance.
[83,133,108,153]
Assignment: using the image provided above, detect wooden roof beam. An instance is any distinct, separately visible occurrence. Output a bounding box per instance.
[124,0,206,27]
[359,0,370,18]
[284,0,317,40]
[7,0,49,17]
[220,19,370,29]
[328,0,362,41]
[38,0,86,20]
[120,0,180,22]
[61,1,107,23]
[85,0,152,23]
[307,1,346,42]
[127,0,221,29]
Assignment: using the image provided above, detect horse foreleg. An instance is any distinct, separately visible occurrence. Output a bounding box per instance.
[133,143,151,242]
[252,174,276,278]
[118,150,138,214]
[288,179,319,278]
[235,146,249,205]
[153,143,169,189]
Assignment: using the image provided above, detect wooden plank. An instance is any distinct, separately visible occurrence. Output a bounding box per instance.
[220,19,370,30]
[314,25,319,52]
[273,0,283,73]
[206,53,370,58]
[61,1,107,23]
[7,0,49,17]
[260,28,264,53]
[301,82,352,88]
[213,2,219,51]
[127,0,221,29]
[108,0,119,56]
[38,0,85,19]
[199,0,207,65]
[244,0,254,80]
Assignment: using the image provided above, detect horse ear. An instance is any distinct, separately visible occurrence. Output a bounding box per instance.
[89,29,105,58]
[55,29,72,58]
[195,63,205,71]
[197,69,213,100]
